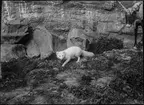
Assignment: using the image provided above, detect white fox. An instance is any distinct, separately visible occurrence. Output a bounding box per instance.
[56,46,95,67]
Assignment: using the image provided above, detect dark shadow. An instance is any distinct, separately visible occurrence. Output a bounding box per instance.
[87,37,124,54]
[16,25,33,45]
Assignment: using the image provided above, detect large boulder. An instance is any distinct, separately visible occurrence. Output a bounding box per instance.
[26,25,53,59]
[26,39,40,58]
[67,28,92,50]
[1,44,27,62]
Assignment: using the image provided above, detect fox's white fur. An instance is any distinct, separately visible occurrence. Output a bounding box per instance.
[56,46,95,67]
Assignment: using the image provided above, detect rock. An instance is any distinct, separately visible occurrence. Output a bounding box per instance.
[102,1,115,11]
[6,88,30,104]
[7,91,30,104]
[53,67,59,71]
[107,33,124,41]
[97,22,124,34]
[118,54,132,62]
[84,10,95,30]
[103,50,115,59]
[56,70,86,80]
[56,70,86,88]
[121,25,134,34]
[123,99,144,104]
[26,25,53,59]
[1,44,26,62]
[71,21,84,29]
[91,76,113,88]
[31,96,48,104]
[34,82,58,92]
[52,35,67,52]
[96,22,109,35]
[26,39,40,58]
[64,77,79,88]
[61,89,78,103]
[67,28,91,50]
[107,22,124,32]
[56,72,71,80]
[6,19,20,25]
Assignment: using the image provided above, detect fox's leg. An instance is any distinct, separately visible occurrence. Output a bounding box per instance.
[62,57,71,67]
[76,56,80,63]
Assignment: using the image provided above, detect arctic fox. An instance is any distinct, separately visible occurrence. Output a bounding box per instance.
[56,46,95,67]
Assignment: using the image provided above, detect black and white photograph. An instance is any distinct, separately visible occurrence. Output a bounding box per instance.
[0,0,143,104]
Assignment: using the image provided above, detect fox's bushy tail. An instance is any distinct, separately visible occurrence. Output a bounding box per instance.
[82,50,95,57]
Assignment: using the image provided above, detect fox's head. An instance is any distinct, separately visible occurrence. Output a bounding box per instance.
[56,51,65,60]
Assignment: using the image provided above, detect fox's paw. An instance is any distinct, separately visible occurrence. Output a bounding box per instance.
[62,64,65,67]
[76,61,80,63]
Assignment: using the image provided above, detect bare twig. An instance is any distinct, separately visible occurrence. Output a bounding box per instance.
[117,1,128,12]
